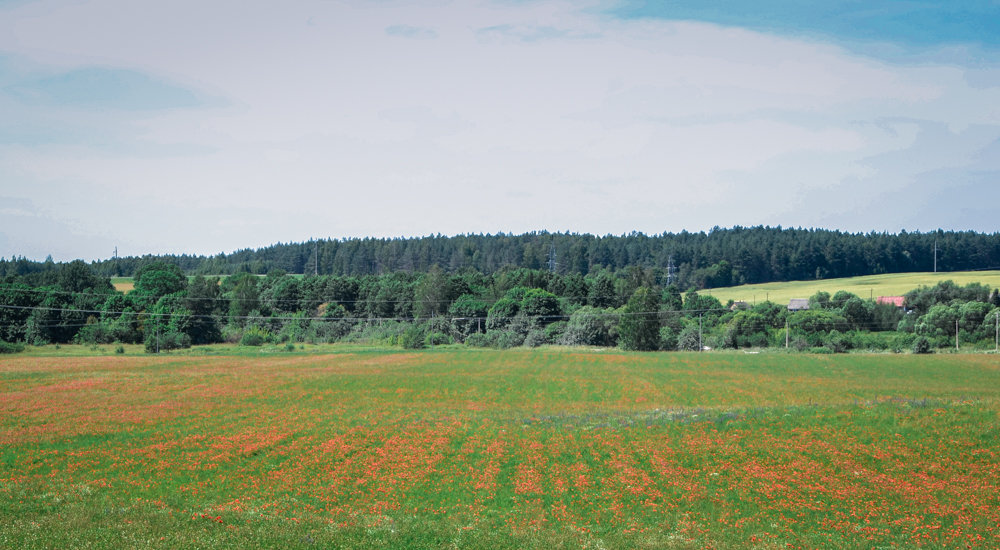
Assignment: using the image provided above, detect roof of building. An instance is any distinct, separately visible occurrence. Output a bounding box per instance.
[788,298,810,310]
[877,296,906,307]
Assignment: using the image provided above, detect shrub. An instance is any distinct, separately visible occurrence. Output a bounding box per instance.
[0,340,25,354]
[823,330,848,353]
[277,313,310,343]
[221,323,243,344]
[343,321,409,346]
[400,324,426,349]
[424,331,451,346]
[144,330,191,353]
[658,326,678,351]
[464,332,494,348]
[559,306,617,347]
[677,324,701,351]
[493,331,524,349]
[75,322,115,345]
[545,321,567,343]
[912,336,933,354]
[523,329,548,348]
[790,336,810,352]
[239,325,270,347]
[114,344,125,354]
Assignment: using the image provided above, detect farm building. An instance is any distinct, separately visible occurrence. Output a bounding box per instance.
[877,296,906,309]
[787,298,810,311]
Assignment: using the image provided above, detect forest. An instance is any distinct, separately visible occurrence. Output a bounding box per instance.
[3,227,1000,289]
[2,257,999,355]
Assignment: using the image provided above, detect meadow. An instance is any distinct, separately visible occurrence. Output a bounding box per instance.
[703,270,1000,306]
[2,347,999,549]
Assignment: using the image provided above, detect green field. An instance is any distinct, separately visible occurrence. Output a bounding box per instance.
[704,270,1000,306]
[111,276,135,292]
[111,274,298,293]
[2,348,999,548]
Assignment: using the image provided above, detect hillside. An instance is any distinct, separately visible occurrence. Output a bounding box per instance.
[704,270,1000,306]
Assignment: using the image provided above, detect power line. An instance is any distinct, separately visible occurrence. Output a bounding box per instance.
[0,301,738,324]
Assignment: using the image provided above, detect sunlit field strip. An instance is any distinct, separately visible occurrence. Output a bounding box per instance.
[705,270,1000,306]
[2,349,999,549]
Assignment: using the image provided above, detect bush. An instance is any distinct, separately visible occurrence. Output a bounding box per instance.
[400,324,426,349]
[239,325,270,346]
[0,340,25,354]
[464,332,494,348]
[545,321,567,343]
[114,344,125,354]
[75,322,115,345]
[677,324,701,351]
[493,331,525,349]
[343,321,409,346]
[424,331,451,346]
[144,330,191,353]
[523,329,548,348]
[221,323,243,344]
[659,326,678,351]
[559,306,617,347]
[277,313,310,343]
[823,330,848,353]
[790,336,810,352]
[912,336,933,354]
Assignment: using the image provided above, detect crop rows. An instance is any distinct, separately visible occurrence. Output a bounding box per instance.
[1,350,999,548]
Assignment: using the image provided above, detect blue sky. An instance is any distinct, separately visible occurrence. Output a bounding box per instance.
[1,0,998,262]
[611,1,1000,51]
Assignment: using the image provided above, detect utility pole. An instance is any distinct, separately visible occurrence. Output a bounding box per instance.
[956,319,959,351]
[699,314,703,352]
[785,320,789,349]
[995,312,998,353]
[314,241,319,276]
[934,240,938,273]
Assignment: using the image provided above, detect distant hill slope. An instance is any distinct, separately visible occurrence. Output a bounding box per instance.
[703,271,1000,306]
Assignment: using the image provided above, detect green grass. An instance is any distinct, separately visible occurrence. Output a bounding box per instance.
[704,270,1000,306]
[2,348,999,548]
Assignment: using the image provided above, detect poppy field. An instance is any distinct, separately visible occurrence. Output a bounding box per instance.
[2,348,999,549]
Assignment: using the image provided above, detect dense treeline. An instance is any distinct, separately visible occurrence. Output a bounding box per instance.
[2,260,999,354]
[3,227,1000,289]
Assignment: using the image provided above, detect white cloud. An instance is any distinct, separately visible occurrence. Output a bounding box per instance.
[0,0,998,261]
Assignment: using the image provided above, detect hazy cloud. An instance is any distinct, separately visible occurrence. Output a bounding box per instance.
[385,24,438,39]
[476,24,600,42]
[5,67,205,110]
[0,0,997,261]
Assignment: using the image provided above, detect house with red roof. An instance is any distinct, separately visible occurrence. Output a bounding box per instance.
[877,296,906,309]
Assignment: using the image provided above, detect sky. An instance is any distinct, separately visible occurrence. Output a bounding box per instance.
[1,0,999,262]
